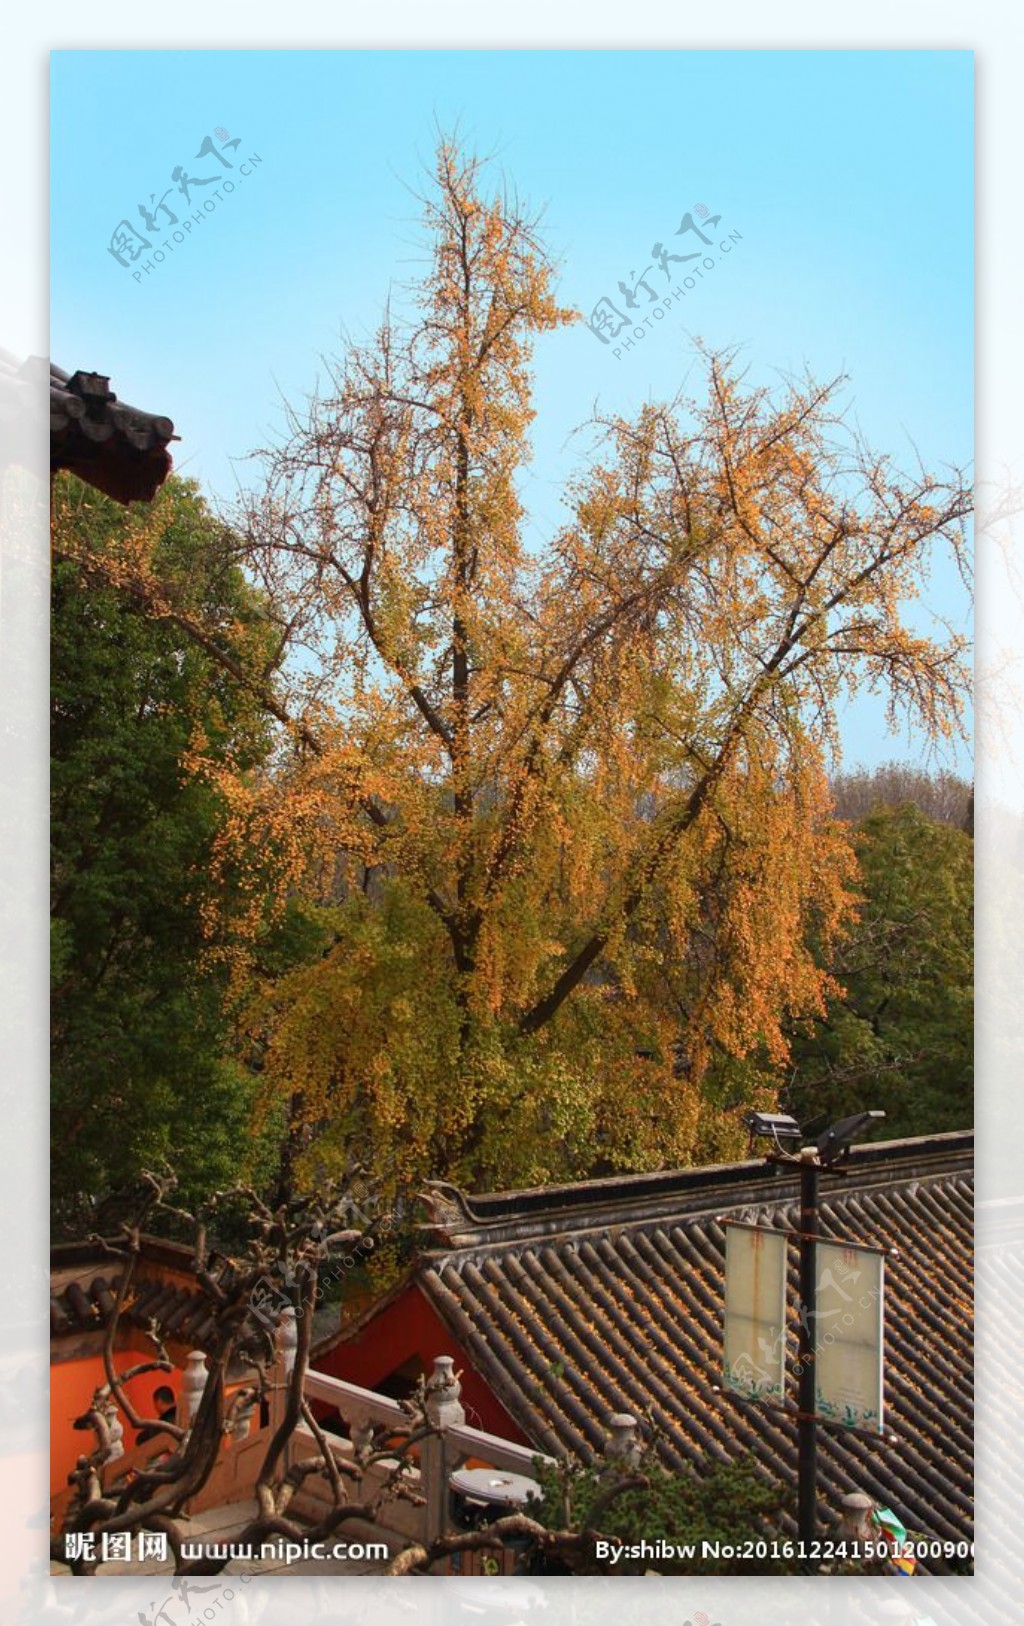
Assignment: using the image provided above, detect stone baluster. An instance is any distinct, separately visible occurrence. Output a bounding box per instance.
[350,1413,375,1461]
[269,1306,298,1439]
[103,1400,124,1462]
[422,1355,467,1548]
[230,1392,257,1442]
[181,1350,209,1426]
[836,1490,876,1550]
[603,1411,643,1472]
[278,1306,298,1376]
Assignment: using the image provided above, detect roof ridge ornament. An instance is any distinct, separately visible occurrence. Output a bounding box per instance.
[419,1181,477,1239]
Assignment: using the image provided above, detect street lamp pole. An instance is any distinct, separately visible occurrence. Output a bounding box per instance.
[741,1108,885,1567]
[796,1151,819,1557]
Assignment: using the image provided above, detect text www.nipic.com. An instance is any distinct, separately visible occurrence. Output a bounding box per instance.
[178,1539,389,1563]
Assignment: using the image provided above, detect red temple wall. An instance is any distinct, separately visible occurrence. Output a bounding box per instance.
[313,1283,526,1443]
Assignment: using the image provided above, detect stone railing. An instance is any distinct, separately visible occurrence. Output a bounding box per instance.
[302,1367,547,1475]
[60,1309,641,1570]
[290,1355,558,1546]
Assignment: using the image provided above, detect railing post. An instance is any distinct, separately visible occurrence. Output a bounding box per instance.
[422,1356,466,1547]
[182,1350,209,1430]
[230,1393,257,1442]
[102,1397,124,1462]
[350,1413,375,1460]
[837,1490,875,1547]
[603,1412,642,1472]
[270,1307,297,1438]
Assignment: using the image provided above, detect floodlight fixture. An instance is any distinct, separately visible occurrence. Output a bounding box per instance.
[743,1111,804,1158]
[742,1111,803,1143]
[815,1109,886,1168]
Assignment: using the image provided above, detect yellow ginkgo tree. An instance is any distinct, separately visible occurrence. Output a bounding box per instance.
[59,142,972,1197]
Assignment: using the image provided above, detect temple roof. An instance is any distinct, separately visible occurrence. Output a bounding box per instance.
[49,362,176,503]
[50,1235,219,1350]
[319,1131,973,1568]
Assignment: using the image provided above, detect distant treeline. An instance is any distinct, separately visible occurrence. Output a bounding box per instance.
[830,763,973,833]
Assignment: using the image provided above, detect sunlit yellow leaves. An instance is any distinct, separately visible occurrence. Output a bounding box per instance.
[57,145,972,1199]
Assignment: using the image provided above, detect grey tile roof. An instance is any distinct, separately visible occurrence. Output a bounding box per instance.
[50,1236,220,1350]
[50,1272,221,1348]
[361,1132,973,1568]
[49,361,176,503]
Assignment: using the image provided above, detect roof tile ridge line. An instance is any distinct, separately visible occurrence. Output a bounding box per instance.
[422,1135,976,1240]
[416,1196,757,1263]
[415,1157,973,1260]
[422,1168,810,1251]
[810,1164,976,1214]
[437,1130,976,1219]
[438,1156,797,1224]
[50,1232,199,1265]
[416,1194,774,1263]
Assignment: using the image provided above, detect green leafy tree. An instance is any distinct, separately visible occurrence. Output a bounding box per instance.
[784,800,973,1136]
[50,474,282,1230]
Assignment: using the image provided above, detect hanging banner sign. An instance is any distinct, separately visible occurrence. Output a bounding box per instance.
[813,1239,884,1432]
[722,1222,787,1401]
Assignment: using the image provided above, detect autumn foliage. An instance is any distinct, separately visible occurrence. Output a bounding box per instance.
[52,143,972,1200]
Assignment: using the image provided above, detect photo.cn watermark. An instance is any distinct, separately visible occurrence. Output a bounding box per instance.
[589,204,743,360]
[106,128,262,282]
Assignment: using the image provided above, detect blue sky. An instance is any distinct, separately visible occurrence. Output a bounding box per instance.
[51,48,973,774]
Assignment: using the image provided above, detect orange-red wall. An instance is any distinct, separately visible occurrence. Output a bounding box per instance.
[313,1283,526,1443]
[51,1348,251,1498]
[54,1283,529,1497]
[51,1345,184,1495]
